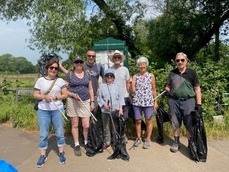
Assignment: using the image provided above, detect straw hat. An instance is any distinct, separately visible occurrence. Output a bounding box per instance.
[108,50,126,63]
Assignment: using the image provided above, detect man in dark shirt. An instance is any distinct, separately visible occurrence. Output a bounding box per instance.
[165,52,202,153]
[84,50,104,114]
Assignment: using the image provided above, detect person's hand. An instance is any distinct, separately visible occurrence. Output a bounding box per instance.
[103,103,110,111]
[119,108,123,117]
[196,104,202,114]
[90,101,95,111]
[44,95,51,102]
[72,93,80,101]
[154,101,159,109]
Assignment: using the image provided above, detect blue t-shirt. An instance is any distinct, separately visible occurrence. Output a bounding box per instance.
[65,71,90,101]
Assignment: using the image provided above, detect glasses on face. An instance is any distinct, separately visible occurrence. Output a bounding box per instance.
[114,56,121,59]
[74,61,84,64]
[49,66,59,71]
[87,55,95,58]
[105,74,114,78]
[175,59,185,63]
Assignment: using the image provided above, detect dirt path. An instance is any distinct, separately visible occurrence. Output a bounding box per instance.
[0,124,229,172]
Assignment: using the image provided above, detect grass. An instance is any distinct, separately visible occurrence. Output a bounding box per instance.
[0,93,229,140]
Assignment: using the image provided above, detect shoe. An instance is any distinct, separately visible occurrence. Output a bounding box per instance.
[59,152,66,164]
[143,140,150,149]
[103,144,111,150]
[74,145,81,156]
[133,138,142,147]
[156,136,164,144]
[170,142,181,153]
[36,155,47,168]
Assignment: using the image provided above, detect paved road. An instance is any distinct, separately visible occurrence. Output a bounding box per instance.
[0,124,229,172]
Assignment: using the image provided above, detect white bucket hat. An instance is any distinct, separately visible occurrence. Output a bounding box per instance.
[108,50,126,63]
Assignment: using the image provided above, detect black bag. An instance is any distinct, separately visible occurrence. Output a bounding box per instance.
[187,111,208,162]
[86,118,104,157]
[34,100,41,111]
[111,109,119,118]
[156,106,170,143]
[107,116,130,161]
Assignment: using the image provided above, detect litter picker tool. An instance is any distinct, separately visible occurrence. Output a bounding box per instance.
[50,98,69,121]
[78,96,97,122]
[154,90,166,100]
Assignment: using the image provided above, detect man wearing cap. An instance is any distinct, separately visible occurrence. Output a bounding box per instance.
[108,50,131,121]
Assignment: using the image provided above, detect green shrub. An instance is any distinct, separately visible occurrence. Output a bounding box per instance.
[0,57,228,139]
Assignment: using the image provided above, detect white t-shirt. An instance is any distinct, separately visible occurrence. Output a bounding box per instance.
[111,66,130,98]
[34,77,66,110]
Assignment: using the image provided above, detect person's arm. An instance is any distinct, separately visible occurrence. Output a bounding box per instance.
[195,85,202,105]
[88,80,94,102]
[58,87,68,100]
[33,89,44,100]
[132,75,136,92]
[126,78,131,93]
[59,61,69,74]
[151,74,158,109]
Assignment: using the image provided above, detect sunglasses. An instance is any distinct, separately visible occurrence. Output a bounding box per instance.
[87,55,95,58]
[105,74,114,78]
[49,66,59,71]
[74,61,84,64]
[114,56,121,59]
[175,59,185,63]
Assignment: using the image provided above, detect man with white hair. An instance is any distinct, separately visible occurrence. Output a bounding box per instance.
[165,52,202,153]
[108,50,131,121]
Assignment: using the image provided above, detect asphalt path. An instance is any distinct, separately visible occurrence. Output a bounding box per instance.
[0,124,229,172]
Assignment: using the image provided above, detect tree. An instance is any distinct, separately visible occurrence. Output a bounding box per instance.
[146,0,229,62]
[0,54,35,74]
[0,0,146,58]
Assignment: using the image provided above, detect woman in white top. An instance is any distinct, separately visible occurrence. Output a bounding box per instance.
[34,59,68,167]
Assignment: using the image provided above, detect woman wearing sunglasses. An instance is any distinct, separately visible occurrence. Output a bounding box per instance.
[97,68,125,150]
[64,56,95,157]
[33,58,68,167]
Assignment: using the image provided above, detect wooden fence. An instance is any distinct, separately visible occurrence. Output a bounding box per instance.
[0,73,40,101]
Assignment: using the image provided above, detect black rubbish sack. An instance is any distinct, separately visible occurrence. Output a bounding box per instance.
[187,111,208,162]
[107,115,130,161]
[86,117,104,157]
[156,106,170,144]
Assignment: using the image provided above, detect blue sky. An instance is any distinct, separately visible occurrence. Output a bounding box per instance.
[0,3,97,65]
[0,19,68,65]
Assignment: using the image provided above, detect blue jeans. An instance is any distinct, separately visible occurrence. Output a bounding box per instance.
[37,109,65,150]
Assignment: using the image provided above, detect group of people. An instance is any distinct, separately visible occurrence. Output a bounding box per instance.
[33,50,202,167]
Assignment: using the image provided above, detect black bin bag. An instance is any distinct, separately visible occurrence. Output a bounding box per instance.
[186,111,208,162]
[156,107,170,144]
[86,117,104,157]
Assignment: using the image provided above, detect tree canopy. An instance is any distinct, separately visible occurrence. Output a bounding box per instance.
[0,0,228,63]
[0,54,36,74]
